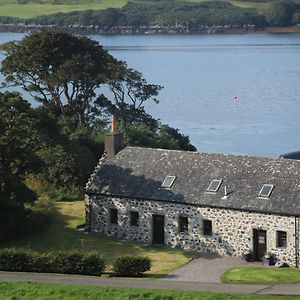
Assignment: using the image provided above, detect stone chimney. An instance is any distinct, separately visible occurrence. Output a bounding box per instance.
[104,116,124,158]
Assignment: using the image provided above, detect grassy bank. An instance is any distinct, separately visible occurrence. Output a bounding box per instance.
[0,282,299,300]
[265,26,300,33]
[0,201,197,277]
[222,267,300,284]
[0,0,127,19]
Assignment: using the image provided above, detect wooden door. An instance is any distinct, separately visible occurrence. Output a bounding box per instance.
[152,215,165,245]
[253,229,267,260]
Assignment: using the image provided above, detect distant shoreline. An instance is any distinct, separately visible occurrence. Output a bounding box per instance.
[0,24,259,35]
[265,26,300,33]
[0,24,299,35]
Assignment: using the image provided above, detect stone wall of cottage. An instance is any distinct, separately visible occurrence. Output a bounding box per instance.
[86,195,299,267]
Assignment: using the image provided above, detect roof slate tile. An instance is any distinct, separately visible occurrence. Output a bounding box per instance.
[86,147,300,216]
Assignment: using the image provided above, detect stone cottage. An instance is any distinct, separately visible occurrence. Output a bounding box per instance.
[85,128,300,267]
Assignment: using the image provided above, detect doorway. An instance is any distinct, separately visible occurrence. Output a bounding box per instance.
[253,229,267,260]
[152,215,165,244]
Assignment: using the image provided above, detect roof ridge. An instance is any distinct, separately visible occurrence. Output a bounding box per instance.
[124,146,292,162]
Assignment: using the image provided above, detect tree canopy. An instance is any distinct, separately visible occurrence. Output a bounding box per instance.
[266,0,297,26]
[97,64,162,129]
[0,30,119,126]
[0,31,196,196]
[0,92,39,207]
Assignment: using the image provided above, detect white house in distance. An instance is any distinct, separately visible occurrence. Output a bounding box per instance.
[85,124,300,267]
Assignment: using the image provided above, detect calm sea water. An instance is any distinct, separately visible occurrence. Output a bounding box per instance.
[1,32,300,157]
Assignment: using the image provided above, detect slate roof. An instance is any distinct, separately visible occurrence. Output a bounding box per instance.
[86,147,300,216]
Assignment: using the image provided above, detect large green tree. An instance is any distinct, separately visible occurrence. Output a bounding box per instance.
[97,63,162,129]
[0,31,196,196]
[121,124,196,151]
[34,110,103,189]
[266,0,296,26]
[0,92,39,207]
[0,30,119,126]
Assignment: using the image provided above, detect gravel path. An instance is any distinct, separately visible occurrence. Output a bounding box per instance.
[161,253,260,283]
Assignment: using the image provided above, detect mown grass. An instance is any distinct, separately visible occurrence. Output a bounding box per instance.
[0,0,127,19]
[222,267,300,284]
[0,282,299,300]
[0,201,198,277]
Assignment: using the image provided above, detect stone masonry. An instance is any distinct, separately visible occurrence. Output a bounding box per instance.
[86,194,299,267]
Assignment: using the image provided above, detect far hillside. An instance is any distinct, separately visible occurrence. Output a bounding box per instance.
[0,0,299,32]
[0,0,127,18]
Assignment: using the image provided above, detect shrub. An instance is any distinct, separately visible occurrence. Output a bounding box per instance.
[0,249,37,272]
[0,249,106,276]
[22,208,52,236]
[81,252,106,276]
[0,197,53,242]
[54,251,84,274]
[31,252,55,273]
[113,256,151,277]
[47,186,84,202]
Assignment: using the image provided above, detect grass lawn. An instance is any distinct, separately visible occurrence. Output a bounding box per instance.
[222,267,300,284]
[0,0,127,19]
[0,282,299,300]
[0,201,198,277]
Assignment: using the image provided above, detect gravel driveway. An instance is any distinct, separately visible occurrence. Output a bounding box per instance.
[161,253,259,283]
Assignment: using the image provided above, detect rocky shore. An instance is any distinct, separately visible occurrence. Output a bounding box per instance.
[0,23,259,35]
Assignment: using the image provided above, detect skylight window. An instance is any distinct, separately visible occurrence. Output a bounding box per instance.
[258,184,274,198]
[207,179,222,192]
[161,176,176,188]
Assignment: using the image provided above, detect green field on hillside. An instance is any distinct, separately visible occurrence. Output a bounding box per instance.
[0,0,127,18]
[189,0,268,10]
[0,201,197,277]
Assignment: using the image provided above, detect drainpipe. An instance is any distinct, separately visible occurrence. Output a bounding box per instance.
[88,200,92,232]
[85,196,92,232]
[295,216,299,268]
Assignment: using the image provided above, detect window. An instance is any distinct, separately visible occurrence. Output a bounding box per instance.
[203,220,212,236]
[178,216,188,233]
[161,175,176,188]
[277,231,287,248]
[207,179,222,192]
[110,208,118,224]
[130,211,139,227]
[258,184,274,198]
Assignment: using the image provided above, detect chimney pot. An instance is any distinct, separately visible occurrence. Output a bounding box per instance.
[105,116,124,158]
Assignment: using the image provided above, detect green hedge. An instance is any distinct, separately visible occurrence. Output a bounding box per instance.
[0,249,105,276]
[113,256,151,277]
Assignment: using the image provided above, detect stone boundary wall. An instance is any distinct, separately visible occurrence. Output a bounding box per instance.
[86,194,299,267]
